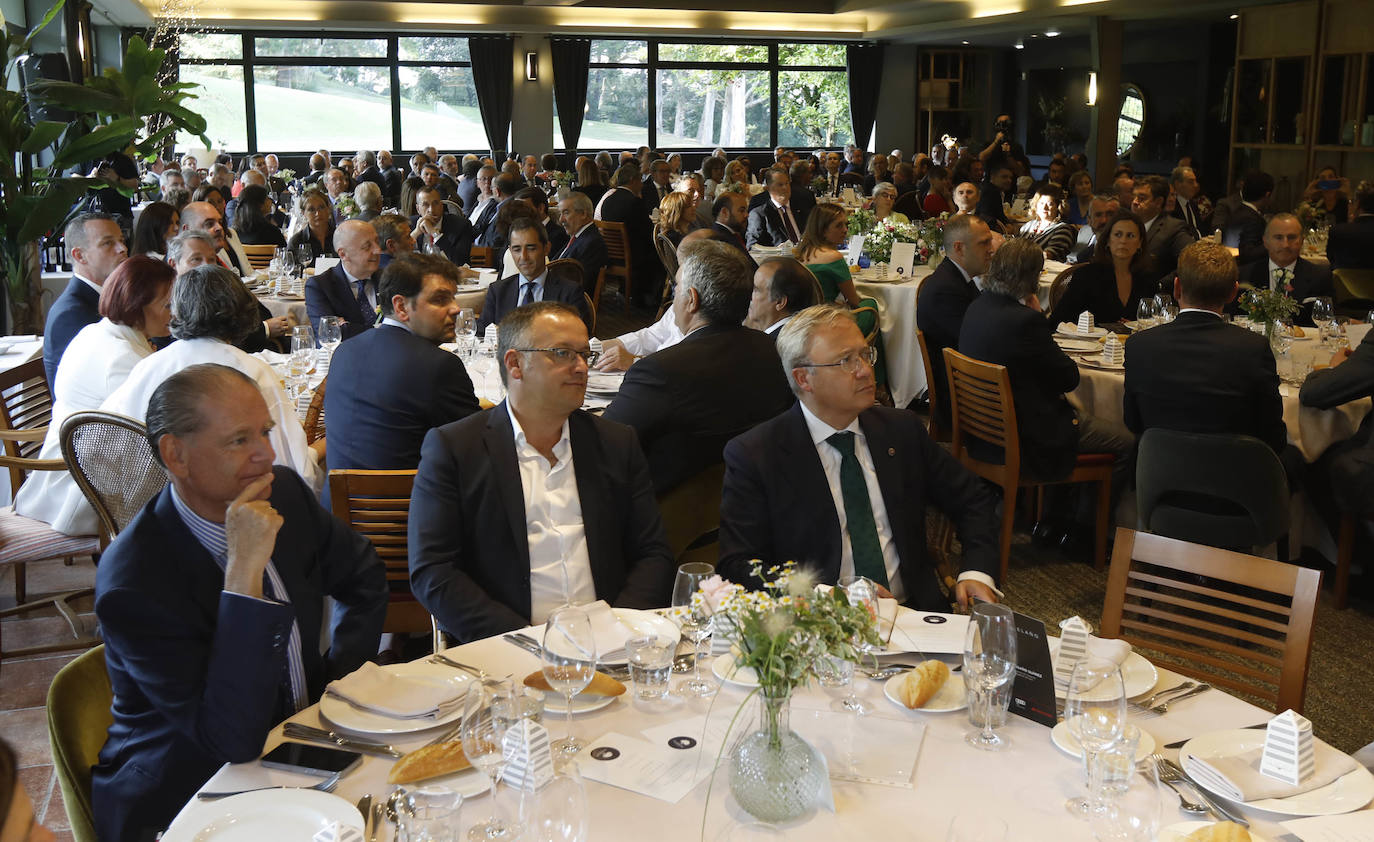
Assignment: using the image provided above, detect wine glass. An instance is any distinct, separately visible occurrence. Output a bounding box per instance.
[835,575,880,714]
[279,248,297,282]
[1088,759,1160,842]
[295,243,313,275]
[318,316,343,357]
[541,606,596,755]
[460,677,516,840]
[1063,657,1127,819]
[670,561,717,698]
[1312,296,1335,342]
[1134,297,1159,329]
[1154,292,1178,323]
[962,602,1017,751]
[521,759,588,842]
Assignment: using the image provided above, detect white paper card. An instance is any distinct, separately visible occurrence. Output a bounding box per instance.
[1281,810,1374,840]
[881,610,970,655]
[313,257,340,273]
[580,732,708,803]
[847,236,866,266]
[889,242,916,279]
[842,186,857,206]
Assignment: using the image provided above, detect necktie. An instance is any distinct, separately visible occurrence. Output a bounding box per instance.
[355,279,369,311]
[780,204,800,243]
[826,431,889,589]
[261,564,308,713]
[519,281,535,307]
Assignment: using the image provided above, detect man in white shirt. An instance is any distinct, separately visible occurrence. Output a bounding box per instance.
[408,301,674,642]
[718,303,1001,611]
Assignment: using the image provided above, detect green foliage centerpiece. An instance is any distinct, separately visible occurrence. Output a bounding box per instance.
[850,212,951,266]
[1239,286,1301,352]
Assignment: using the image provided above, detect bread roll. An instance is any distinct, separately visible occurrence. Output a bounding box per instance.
[387,741,471,785]
[1290,325,1306,338]
[523,669,626,697]
[895,660,950,709]
[1184,822,1251,842]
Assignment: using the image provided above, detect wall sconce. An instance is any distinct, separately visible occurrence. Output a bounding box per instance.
[525,52,538,81]
[1087,71,1098,106]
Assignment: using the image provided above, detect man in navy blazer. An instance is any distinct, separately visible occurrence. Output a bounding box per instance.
[745,169,806,249]
[476,219,589,333]
[92,364,386,842]
[305,219,382,340]
[43,213,128,385]
[916,215,993,423]
[556,192,608,294]
[1220,170,1272,265]
[1236,214,1334,325]
[409,302,674,643]
[409,184,473,266]
[718,304,1001,612]
[325,254,481,481]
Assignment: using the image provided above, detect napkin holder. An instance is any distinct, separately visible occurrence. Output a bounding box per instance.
[503,720,555,792]
[1260,709,1315,786]
[1077,311,1096,334]
[1103,334,1124,365]
[313,822,364,842]
[1053,616,1091,691]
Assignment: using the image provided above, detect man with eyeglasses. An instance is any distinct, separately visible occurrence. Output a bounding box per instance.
[475,218,589,334]
[408,301,674,643]
[717,303,1002,611]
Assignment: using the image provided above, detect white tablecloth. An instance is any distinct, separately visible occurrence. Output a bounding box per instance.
[254,269,499,329]
[176,618,1368,842]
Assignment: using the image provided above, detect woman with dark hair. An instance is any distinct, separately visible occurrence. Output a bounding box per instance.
[1065,170,1094,225]
[701,155,727,201]
[1050,211,1159,325]
[131,201,179,258]
[14,256,175,535]
[794,203,887,384]
[1017,184,1077,261]
[287,188,336,257]
[233,183,287,247]
[574,156,607,207]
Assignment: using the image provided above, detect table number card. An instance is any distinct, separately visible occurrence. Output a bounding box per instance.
[313,256,339,274]
[847,235,866,266]
[842,186,858,206]
[502,720,554,791]
[1008,611,1057,727]
[889,242,916,279]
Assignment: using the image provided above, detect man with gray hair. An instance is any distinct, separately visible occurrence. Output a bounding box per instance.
[745,256,821,339]
[306,218,382,340]
[353,148,384,195]
[718,303,1001,609]
[43,212,128,385]
[1169,165,1209,236]
[373,212,415,269]
[917,213,993,424]
[555,190,607,294]
[101,264,324,491]
[409,301,673,642]
[603,239,794,492]
[166,230,293,352]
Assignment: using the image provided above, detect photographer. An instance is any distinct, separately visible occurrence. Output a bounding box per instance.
[85,146,141,221]
[979,114,1015,164]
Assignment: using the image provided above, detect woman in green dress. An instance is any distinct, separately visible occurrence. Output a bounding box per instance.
[794,203,888,387]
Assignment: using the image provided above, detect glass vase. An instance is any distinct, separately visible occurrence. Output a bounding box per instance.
[728,688,826,823]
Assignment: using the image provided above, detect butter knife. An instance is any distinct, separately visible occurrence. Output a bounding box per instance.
[282,723,402,758]
[504,633,543,656]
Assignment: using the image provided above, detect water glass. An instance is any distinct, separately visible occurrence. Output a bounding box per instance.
[1135,297,1159,329]
[962,603,1017,751]
[817,656,863,714]
[1312,296,1335,335]
[460,678,516,839]
[1063,658,1127,819]
[1088,760,1160,842]
[318,316,343,356]
[492,685,544,731]
[965,681,1010,729]
[520,761,588,842]
[626,635,674,701]
[1094,724,1141,798]
[291,323,316,352]
[397,785,463,842]
[295,243,313,272]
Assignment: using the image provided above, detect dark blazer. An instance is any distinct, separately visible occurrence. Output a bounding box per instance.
[234,221,287,248]
[1236,257,1334,325]
[959,291,1081,481]
[407,212,474,266]
[43,276,101,386]
[324,324,481,475]
[306,263,378,339]
[1299,329,1374,510]
[1220,202,1267,265]
[574,184,608,207]
[790,187,816,230]
[597,187,660,297]
[1123,310,1285,453]
[545,218,570,258]
[473,197,507,247]
[558,222,608,293]
[916,257,980,426]
[408,407,675,642]
[400,176,425,221]
[92,467,386,842]
[603,323,795,493]
[1170,198,1212,237]
[380,166,403,205]
[640,178,673,215]
[717,404,1000,611]
[1326,215,1374,270]
[355,166,385,195]
[1209,193,1242,234]
[1142,214,1196,279]
[745,200,803,249]
[976,183,1009,229]
[475,271,590,334]
[1049,262,1160,327]
[457,178,480,216]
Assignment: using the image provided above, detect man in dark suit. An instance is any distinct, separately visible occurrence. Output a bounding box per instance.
[456,158,483,216]
[373,212,416,270]
[1220,170,1272,265]
[514,187,569,257]
[604,240,794,493]
[556,192,607,294]
[916,214,993,425]
[1300,326,1374,554]
[474,173,520,248]
[1169,165,1211,236]
[746,169,806,249]
[788,160,816,229]
[93,364,386,842]
[43,212,127,385]
[352,149,386,195]
[745,256,821,341]
[641,158,674,215]
[1326,188,1374,270]
[1126,240,1300,483]
[1069,195,1119,264]
[1236,213,1334,325]
[596,163,661,307]
[717,303,1001,611]
[325,254,480,480]
[301,152,328,188]
[1133,175,1197,280]
[409,302,674,643]
[976,164,1015,233]
[378,149,403,207]
[409,185,473,266]
[305,219,382,340]
[476,218,589,333]
[711,191,751,255]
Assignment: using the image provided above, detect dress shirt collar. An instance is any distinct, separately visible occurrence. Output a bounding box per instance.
[764,315,792,335]
[380,316,411,332]
[1241,199,1261,215]
[73,273,101,295]
[946,256,975,287]
[169,482,228,561]
[799,400,862,446]
[504,400,572,467]
[574,221,595,238]
[1142,213,1158,232]
[517,268,549,288]
[1268,256,1297,273]
[342,264,369,286]
[770,196,790,212]
[1178,308,1223,319]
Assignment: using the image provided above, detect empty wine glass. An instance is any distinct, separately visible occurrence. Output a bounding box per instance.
[962,603,1017,751]
[279,249,298,281]
[1063,658,1127,819]
[318,316,343,357]
[1135,297,1159,329]
[1312,296,1335,342]
[670,562,717,698]
[461,677,516,840]
[1088,758,1160,842]
[521,759,588,842]
[295,243,313,274]
[541,606,596,755]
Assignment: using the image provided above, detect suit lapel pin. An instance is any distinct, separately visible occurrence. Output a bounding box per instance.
[887,447,895,456]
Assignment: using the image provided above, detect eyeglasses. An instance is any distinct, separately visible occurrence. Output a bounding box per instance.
[516,347,600,366]
[799,346,877,374]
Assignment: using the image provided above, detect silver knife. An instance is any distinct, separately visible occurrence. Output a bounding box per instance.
[1150,683,1210,713]
[282,723,402,757]
[357,794,373,837]
[1136,681,1197,709]
[504,633,542,656]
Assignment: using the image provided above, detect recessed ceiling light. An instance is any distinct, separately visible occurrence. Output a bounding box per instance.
[1046,28,1060,36]
[1015,39,1024,49]
[962,40,970,44]
[1229,12,1238,18]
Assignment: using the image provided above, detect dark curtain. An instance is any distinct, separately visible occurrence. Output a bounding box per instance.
[551,38,591,167]
[470,36,514,158]
[846,43,885,151]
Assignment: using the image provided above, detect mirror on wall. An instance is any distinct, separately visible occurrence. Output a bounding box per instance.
[1117,83,1145,157]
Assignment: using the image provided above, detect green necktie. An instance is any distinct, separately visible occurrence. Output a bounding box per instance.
[827,431,890,589]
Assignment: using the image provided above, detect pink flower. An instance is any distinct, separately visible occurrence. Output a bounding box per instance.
[698,575,734,613]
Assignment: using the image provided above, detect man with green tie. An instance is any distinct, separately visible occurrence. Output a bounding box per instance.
[716,303,1002,610]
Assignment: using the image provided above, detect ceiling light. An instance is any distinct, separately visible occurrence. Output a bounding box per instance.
[1045,28,1060,36]
[1229,12,1238,18]
[1015,39,1024,49]
[962,40,970,44]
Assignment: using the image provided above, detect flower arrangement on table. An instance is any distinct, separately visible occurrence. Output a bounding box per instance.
[334,194,360,219]
[276,168,296,182]
[553,170,574,188]
[810,175,830,197]
[850,212,950,265]
[1240,286,1302,348]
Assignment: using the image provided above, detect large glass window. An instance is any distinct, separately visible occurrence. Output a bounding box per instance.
[656,69,770,147]
[556,39,650,149]
[778,70,852,148]
[253,65,392,150]
[177,65,247,150]
[254,36,387,58]
[398,36,480,150]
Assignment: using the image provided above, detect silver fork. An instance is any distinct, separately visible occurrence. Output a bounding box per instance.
[1155,755,1249,827]
[198,768,344,800]
[1152,683,1211,714]
[1149,753,1208,815]
[428,652,485,678]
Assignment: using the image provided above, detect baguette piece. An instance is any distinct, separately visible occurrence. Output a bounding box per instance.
[895,660,950,709]
[1184,822,1251,842]
[523,669,626,697]
[1290,325,1306,338]
[387,740,472,785]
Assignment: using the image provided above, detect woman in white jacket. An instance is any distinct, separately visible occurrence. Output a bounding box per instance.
[15,256,175,535]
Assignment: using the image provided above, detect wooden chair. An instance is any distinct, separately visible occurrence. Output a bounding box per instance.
[893,190,925,221]
[46,644,111,842]
[60,411,167,549]
[943,348,1116,581]
[304,377,327,445]
[595,220,633,303]
[328,469,441,652]
[656,463,726,568]
[590,267,607,320]
[1,357,52,496]
[1333,512,1368,610]
[1048,263,1083,315]
[914,330,949,443]
[240,243,277,271]
[468,245,494,269]
[1332,268,1374,314]
[1100,528,1321,713]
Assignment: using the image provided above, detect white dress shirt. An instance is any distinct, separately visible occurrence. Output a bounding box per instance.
[514,270,550,305]
[772,198,801,243]
[505,402,596,623]
[764,315,793,336]
[616,308,684,357]
[469,195,494,226]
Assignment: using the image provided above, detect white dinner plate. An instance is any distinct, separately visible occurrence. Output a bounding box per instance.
[319,662,470,736]
[1157,822,1276,842]
[1078,354,1125,371]
[161,788,361,842]
[1057,322,1110,338]
[1054,338,1103,354]
[881,670,967,713]
[585,371,625,396]
[1180,730,1374,816]
[1049,721,1155,761]
[711,653,760,688]
[599,608,682,664]
[1047,637,1159,700]
[541,691,618,715]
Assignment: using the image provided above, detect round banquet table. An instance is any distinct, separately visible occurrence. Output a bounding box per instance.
[173,613,1369,842]
[254,269,499,328]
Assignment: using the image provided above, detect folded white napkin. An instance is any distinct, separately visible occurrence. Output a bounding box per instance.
[325,662,463,720]
[1052,635,1132,690]
[1184,740,1359,802]
[583,600,634,659]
